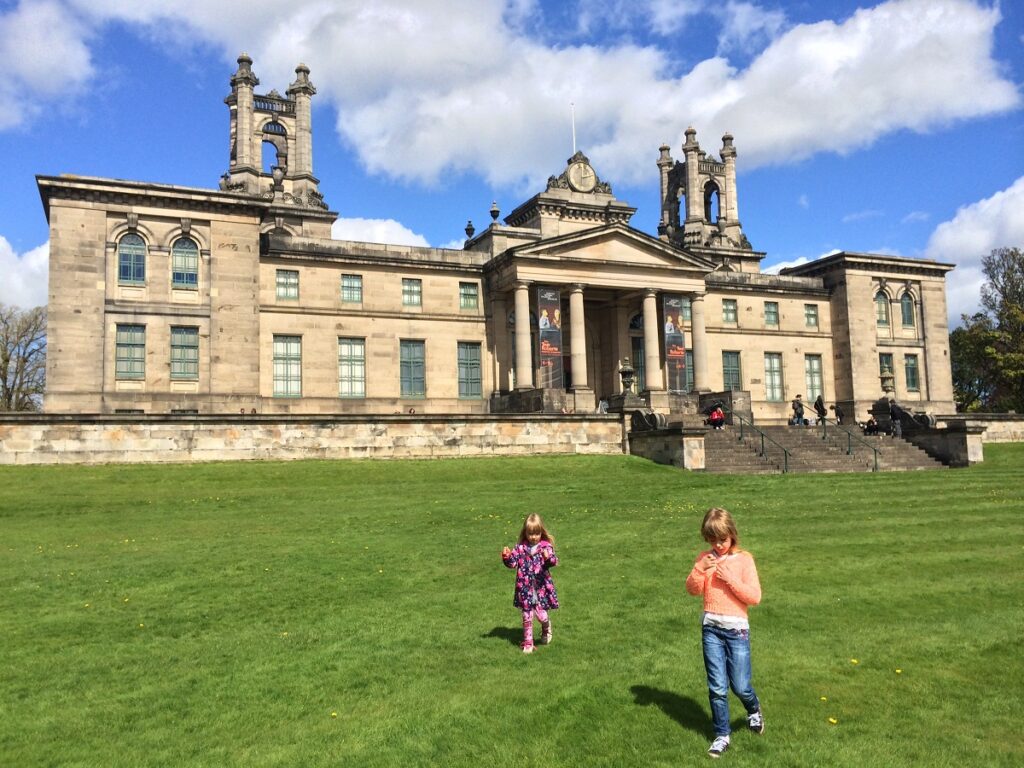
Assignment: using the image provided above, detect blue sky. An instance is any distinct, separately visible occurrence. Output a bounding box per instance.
[1,0,1022,326]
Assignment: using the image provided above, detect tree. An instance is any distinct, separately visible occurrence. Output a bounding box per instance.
[0,304,46,411]
[951,247,1024,412]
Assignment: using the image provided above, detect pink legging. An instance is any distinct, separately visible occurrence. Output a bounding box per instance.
[522,606,550,645]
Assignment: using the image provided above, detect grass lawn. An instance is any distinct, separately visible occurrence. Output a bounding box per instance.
[2,445,1023,767]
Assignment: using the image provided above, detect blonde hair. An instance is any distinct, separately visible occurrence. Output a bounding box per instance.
[519,513,553,545]
[701,507,739,552]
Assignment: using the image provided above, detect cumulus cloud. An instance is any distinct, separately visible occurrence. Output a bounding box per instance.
[2,0,1019,191]
[331,217,429,246]
[925,176,1024,324]
[0,238,49,309]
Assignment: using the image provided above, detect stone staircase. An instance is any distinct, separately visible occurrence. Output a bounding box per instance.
[705,424,947,474]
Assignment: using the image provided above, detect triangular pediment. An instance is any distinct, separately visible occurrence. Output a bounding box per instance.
[508,224,715,273]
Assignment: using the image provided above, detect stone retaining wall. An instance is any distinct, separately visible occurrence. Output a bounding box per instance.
[936,414,1024,443]
[0,413,626,465]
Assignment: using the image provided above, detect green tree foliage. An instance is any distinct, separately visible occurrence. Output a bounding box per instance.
[952,247,1024,412]
[0,304,46,411]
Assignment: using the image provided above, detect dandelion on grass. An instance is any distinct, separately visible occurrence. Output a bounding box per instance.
[828,717,838,725]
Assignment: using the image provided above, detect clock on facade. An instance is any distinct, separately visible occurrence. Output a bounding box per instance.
[567,161,597,192]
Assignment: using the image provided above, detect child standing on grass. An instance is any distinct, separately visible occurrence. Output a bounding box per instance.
[685,507,765,759]
[501,513,559,654]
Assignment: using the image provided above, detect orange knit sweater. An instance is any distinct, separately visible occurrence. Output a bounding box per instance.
[685,549,762,618]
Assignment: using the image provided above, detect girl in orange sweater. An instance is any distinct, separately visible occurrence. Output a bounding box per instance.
[685,507,765,759]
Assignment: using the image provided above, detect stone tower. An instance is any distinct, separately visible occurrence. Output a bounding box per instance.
[657,128,759,270]
[220,54,326,210]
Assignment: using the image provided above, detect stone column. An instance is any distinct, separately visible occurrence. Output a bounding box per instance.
[491,293,509,392]
[514,281,533,389]
[642,289,664,390]
[287,64,316,179]
[691,292,709,392]
[569,284,588,389]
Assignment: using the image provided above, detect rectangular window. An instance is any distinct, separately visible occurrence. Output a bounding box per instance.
[723,351,742,391]
[764,301,779,326]
[273,335,302,397]
[764,353,784,401]
[171,243,199,289]
[115,324,145,379]
[341,274,363,304]
[722,298,738,323]
[400,340,426,397]
[402,278,422,307]
[804,304,819,328]
[805,354,823,400]
[459,282,479,310]
[905,354,920,391]
[276,269,299,300]
[170,326,199,380]
[879,352,894,377]
[458,342,482,398]
[337,337,365,397]
[681,296,692,322]
[685,350,694,393]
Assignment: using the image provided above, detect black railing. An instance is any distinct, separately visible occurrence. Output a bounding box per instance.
[815,417,880,471]
[721,405,791,473]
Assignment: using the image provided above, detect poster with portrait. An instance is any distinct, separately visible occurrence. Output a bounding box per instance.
[663,294,687,393]
[537,286,563,389]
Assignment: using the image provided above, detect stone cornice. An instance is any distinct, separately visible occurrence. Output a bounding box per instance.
[781,251,955,279]
[705,271,829,297]
[262,234,488,272]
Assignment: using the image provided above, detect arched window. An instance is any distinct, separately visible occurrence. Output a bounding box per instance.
[171,238,199,289]
[875,291,890,327]
[118,233,146,284]
[704,182,721,223]
[900,293,915,327]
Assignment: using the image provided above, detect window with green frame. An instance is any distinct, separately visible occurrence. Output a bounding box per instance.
[115,324,145,379]
[458,342,482,398]
[764,301,779,326]
[171,238,199,289]
[722,298,738,323]
[272,335,302,397]
[681,296,692,321]
[276,269,299,300]
[876,291,890,326]
[764,352,783,401]
[905,354,920,391]
[722,351,741,391]
[400,340,426,397]
[805,354,823,400]
[341,274,362,304]
[804,303,819,328]
[402,278,422,306]
[879,352,894,377]
[118,233,146,284]
[901,293,915,327]
[459,282,479,310]
[170,326,199,380]
[337,337,365,397]
[685,350,694,392]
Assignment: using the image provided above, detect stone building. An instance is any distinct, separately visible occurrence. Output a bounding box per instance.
[38,56,955,423]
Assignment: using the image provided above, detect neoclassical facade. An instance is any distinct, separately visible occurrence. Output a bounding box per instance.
[39,57,955,422]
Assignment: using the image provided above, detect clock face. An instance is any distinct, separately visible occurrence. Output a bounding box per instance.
[567,161,596,192]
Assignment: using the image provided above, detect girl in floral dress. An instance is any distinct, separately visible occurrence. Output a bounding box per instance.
[501,513,559,654]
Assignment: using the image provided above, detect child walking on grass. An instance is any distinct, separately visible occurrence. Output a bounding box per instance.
[501,513,559,654]
[685,507,765,758]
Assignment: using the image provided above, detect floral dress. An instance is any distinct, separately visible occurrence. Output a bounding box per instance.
[502,540,559,610]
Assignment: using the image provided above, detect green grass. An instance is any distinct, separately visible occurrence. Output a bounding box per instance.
[2,446,1023,767]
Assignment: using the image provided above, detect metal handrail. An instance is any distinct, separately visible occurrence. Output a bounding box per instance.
[719,406,791,473]
[816,416,880,472]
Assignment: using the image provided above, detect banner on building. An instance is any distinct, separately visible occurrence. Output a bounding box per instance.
[663,294,687,393]
[537,286,563,389]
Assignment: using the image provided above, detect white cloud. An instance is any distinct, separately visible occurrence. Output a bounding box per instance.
[842,209,884,223]
[797,193,809,209]
[763,256,809,274]
[331,217,429,246]
[3,0,1019,191]
[925,176,1024,324]
[901,210,930,224]
[0,238,49,309]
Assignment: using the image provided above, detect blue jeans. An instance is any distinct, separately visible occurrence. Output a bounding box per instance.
[702,624,760,736]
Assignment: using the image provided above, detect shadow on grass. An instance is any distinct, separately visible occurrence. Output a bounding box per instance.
[483,626,522,646]
[631,685,712,735]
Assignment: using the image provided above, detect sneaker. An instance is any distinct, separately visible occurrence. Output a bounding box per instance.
[747,710,765,735]
[707,736,730,758]
[521,643,534,654]
[539,625,552,645]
